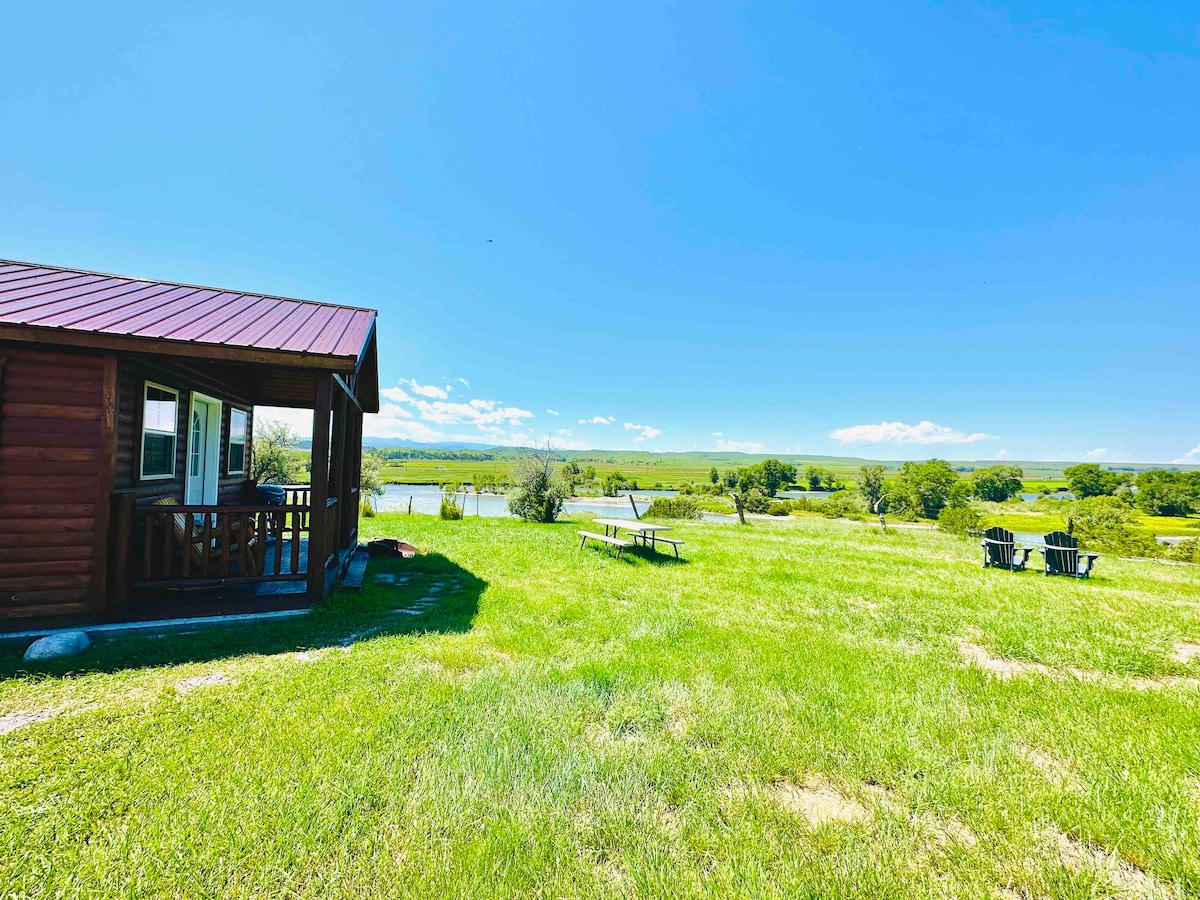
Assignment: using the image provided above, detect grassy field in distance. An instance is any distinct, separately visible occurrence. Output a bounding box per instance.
[5,514,1200,896]
[370,447,1188,490]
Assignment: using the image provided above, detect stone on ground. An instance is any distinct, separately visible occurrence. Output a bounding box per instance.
[24,631,91,662]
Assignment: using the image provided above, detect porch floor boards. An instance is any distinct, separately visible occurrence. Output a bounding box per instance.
[119,538,354,624]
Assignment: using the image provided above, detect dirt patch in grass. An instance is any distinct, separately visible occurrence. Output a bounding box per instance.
[956,639,1200,691]
[1172,641,1200,664]
[1017,745,1083,791]
[861,782,978,849]
[1055,831,1177,899]
[770,779,872,827]
[175,672,230,694]
[0,706,61,735]
[956,639,1055,680]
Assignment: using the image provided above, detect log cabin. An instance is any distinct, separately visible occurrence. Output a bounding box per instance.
[0,258,380,632]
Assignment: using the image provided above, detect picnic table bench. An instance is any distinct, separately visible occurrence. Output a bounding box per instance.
[577,530,633,557]
[592,519,685,558]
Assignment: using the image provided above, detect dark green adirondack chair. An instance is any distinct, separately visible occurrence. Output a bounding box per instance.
[1041,531,1099,578]
[980,526,1031,571]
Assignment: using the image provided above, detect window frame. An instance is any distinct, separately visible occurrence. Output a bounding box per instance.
[139,380,180,481]
[227,407,249,476]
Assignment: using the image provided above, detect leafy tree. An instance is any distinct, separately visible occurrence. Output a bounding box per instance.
[804,465,839,491]
[602,472,627,497]
[722,470,738,489]
[1135,470,1199,517]
[709,467,720,485]
[894,459,960,519]
[1063,463,1124,498]
[737,459,797,497]
[856,465,886,512]
[252,420,303,485]
[947,478,974,508]
[508,445,570,522]
[560,460,583,494]
[359,450,386,505]
[971,465,1024,502]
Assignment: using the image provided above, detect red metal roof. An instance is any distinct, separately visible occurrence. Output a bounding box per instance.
[0,259,377,367]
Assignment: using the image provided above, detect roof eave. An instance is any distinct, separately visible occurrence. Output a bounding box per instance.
[0,322,361,371]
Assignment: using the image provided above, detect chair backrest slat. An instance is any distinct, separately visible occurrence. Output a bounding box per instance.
[1043,530,1078,575]
[983,526,1015,566]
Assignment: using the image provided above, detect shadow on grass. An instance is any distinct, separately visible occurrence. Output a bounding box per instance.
[0,553,485,681]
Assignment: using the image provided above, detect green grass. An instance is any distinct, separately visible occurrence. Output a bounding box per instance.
[4,515,1200,897]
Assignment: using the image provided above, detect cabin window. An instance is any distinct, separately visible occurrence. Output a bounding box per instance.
[228,408,248,475]
[140,382,178,480]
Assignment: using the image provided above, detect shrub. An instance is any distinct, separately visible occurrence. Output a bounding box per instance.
[439,492,463,520]
[938,505,981,537]
[1165,539,1200,564]
[742,490,771,514]
[1069,496,1156,556]
[814,490,864,520]
[360,501,376,519]
[644,497,701,519]
[508,446,570,523]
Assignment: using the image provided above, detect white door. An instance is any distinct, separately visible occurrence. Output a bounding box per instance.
[187,398,213,505]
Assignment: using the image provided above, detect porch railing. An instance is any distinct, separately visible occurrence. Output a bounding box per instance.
[111,494,311,596]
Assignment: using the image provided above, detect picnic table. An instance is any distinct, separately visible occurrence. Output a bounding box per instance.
[592,519,684,557]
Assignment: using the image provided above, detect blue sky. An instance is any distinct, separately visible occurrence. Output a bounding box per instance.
[2,2,1197,463]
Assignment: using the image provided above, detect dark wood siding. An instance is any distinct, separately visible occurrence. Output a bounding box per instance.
[0,344,114,620]
[114,356,255,504]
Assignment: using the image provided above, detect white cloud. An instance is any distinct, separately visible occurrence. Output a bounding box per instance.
[556,428,572,437]
[715,438,765,454]
[546,409,560,416]
[993,449,1011,460]
[365,379,535,443]
[578,415,615,425]
[1085,448,1108,459]
[829,420,997,445]
[1173,444,1200,464]
[408,380,448,399]
[624,422,662,441]
[457,378,470,388]
[711,431,724,437]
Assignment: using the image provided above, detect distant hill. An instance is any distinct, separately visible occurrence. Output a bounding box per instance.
[298,437,495,451]
[294,439,1199,482]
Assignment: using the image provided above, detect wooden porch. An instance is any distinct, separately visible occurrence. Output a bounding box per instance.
[106,371,366,619]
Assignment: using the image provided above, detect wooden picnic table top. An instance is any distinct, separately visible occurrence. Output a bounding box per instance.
[593,518,672,533]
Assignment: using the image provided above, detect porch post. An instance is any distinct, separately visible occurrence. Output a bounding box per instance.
[307,374,333,603]
[329,387,348,554]
[340,405,363,549]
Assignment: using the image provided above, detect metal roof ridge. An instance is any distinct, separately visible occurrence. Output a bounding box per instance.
[0,258,379,316]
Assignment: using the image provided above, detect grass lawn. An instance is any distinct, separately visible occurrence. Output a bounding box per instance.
[4,515,1200,897]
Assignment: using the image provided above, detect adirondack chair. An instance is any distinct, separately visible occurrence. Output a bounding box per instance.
[151,497,263,578]
[1040,531,1099,579]
[980,526,1031,571]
